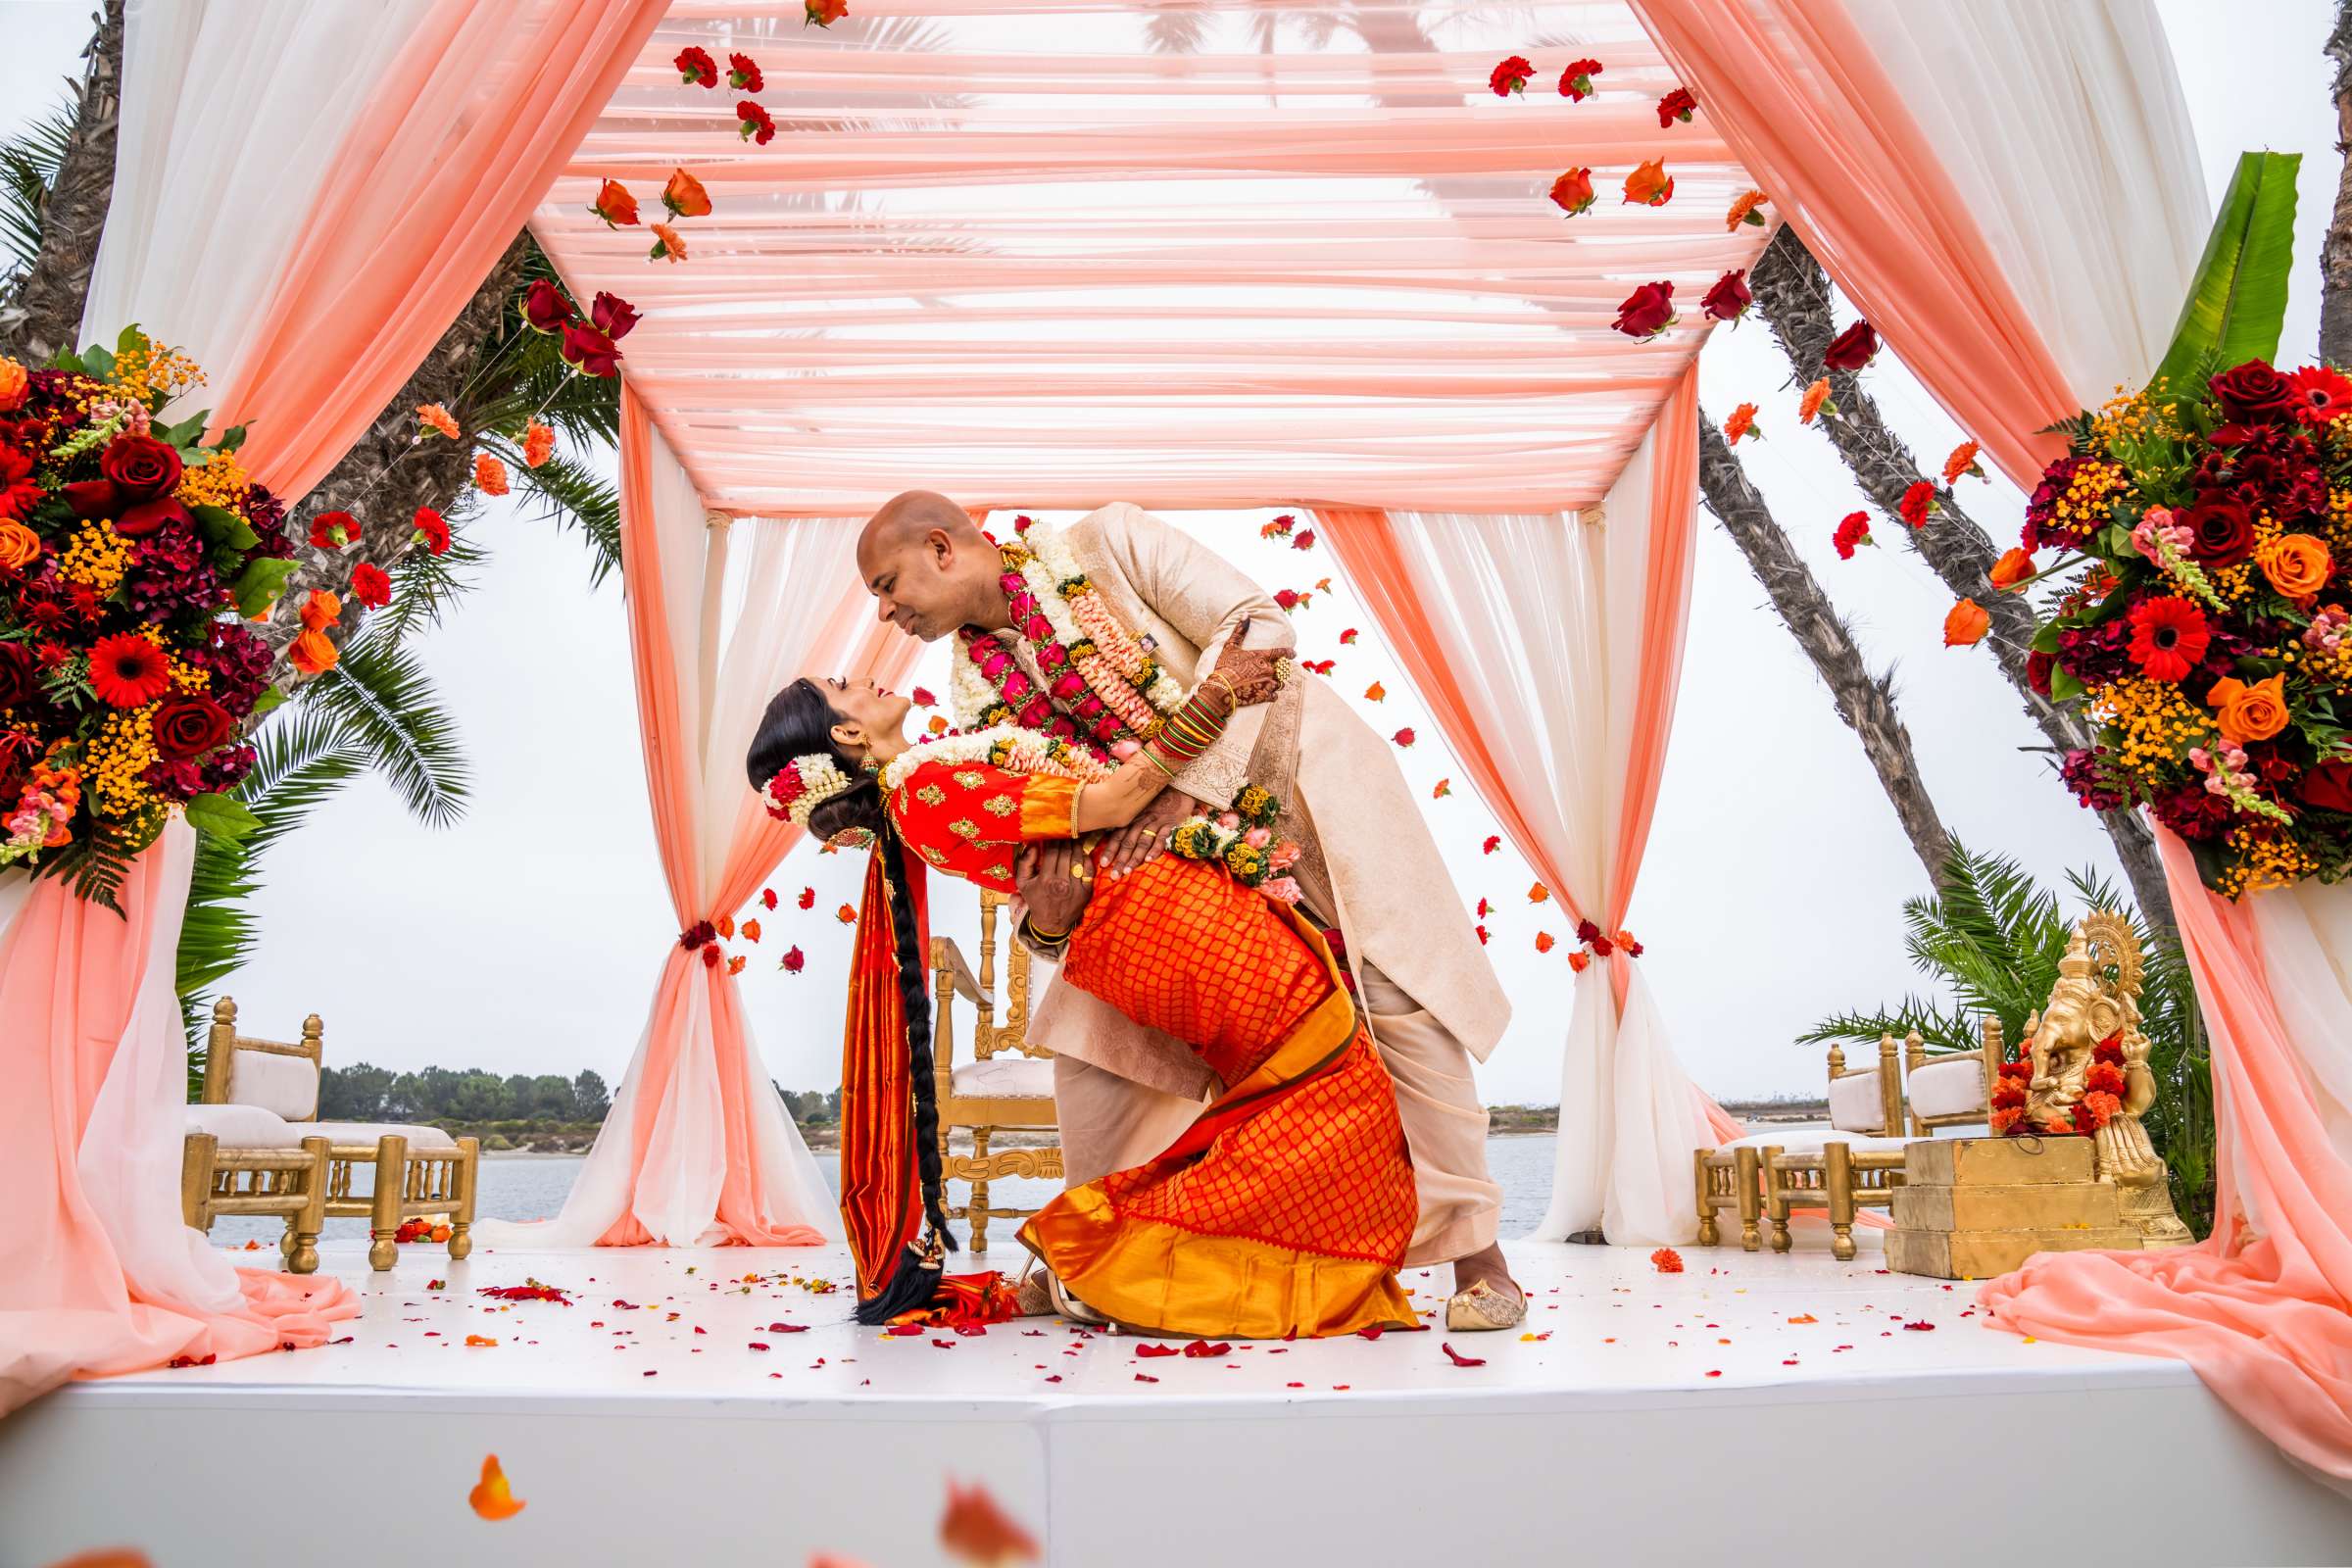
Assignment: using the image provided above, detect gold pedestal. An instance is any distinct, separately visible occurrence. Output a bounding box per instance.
[1886,1137,2150,1280]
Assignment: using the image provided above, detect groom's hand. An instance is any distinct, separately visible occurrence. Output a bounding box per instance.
[1015,841,1093,938]
[1096,790,1192,878]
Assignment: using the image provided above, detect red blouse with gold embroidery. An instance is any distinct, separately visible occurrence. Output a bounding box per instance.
[883,759,1080,894]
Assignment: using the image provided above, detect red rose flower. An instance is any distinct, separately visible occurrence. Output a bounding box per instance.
[591,291,641,341]
[2027,649,2055,696]
[1833,511,1872,559]
[1699,269,1750,323]
[2287,364,2352,425]
[0,640,36,710]
[1655,87,1697,126]
[2210,360,2296,423]
[62,476,118,518]
[0,442,37,521]
[351,562,392,609]
[676,45,717,86]
[520,278,574,334]
[411,506,452,557]
[2301,760,2352,813]
[560,322,622,378]
[100,432,183,500]
[309,511,361,550]
[88,631,172,708]
[1612,281,1676,339]
[1557,59,1601,101]
[1392,727,1415,747]
[1273,588,1300,611]
[152,694,234,760]
[2182,495,2254,567]
[737,99,776,145]
[798,887,815,909]
[728,51,763,91]
[1899,480,1935,529]
[2126,596,2210,682]
[114,496,189,539]
[1822,319,1878,371]
[781,945,806,974]
[1489,56,1536,96]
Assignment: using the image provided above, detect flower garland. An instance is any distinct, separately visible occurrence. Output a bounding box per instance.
[1166,783,1303,904]
[878,723,1119,796]
[1989,1030,2129,1137]
[1565,918,1642,973]
[956,522,1186,762]
[760,753,853,827]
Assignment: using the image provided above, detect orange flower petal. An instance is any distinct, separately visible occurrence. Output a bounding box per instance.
[939,1479,1041,1565]
[1363,681,1385,701]
[468,1454,527,1521]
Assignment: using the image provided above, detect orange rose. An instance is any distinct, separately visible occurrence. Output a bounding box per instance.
[1988,548,2034,590]
[2255,532,2331,600]
[0,356,25,412]
[1548,168,1594,217]
[0,518,40,570]
[298,589,341,631]
[1943,598,1990,648]
[289,627,338,676]
[662,168,710,219]
[590,179,640,228]
[1622,158,1674,207]
[2207,673,2289,746]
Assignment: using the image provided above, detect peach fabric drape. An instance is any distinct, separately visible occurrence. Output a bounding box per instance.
[1316,365,1736,1246]
[1979,836,2352,1485]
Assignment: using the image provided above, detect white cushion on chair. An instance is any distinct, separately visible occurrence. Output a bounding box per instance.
[303,1120,459,1151]
[184,1102,302,1148]
[1827,1067,1895,1134]
[951,1056,1054,1099]
[1760,1129,1913,1157]
[1908,1056,1986,1119]
[229,1048,319,1120]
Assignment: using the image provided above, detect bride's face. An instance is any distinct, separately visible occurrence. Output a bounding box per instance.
[815,673,910,748]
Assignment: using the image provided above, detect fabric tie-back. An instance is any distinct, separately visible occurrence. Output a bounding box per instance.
[0,0,661,1410]
[1316,365,1735,1246]
[1632,0,2203,488]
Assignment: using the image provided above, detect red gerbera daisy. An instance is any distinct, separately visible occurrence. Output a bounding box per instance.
[2288,365,2352,425]
[2126,596,2211,683]
[88,632,173,708]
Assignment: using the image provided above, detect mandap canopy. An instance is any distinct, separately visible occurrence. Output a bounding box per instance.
[10,0,2351,1490]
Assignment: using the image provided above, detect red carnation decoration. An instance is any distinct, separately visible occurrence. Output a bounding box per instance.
[1483,836,1500,854]
[675,45,717,87]
[1899,481,1936,529]
[2126,596,2210,683]
[1834,511,1873,559]
[1655,87,1697,126]
[1650,1247,1685,1274]
[1490,56,1536,96]
[1558,59,1602,101]
[351,562,392,610]
[760,888,779,909]
[798,887,815,909]
[411,507,451,557]
[738,100,777,145]
[727,52,763,91]
[308,511,361,550]
[1823,319,1879,371]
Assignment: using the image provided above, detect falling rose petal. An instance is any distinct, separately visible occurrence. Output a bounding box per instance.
[1363,681,1385,702]
[1441,1343,1487,1367]
[940,1479,1043,1565]
[468,1454,526,1520]
[885,1323,924,1337]
[750,1343,770,1351]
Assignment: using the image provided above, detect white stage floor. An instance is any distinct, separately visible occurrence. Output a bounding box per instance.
[5,1234,2347,1566]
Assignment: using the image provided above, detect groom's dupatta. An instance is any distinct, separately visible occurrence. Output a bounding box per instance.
[838,847,928,1308]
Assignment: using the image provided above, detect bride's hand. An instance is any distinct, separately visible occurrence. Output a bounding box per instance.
[1206,616,1294,707]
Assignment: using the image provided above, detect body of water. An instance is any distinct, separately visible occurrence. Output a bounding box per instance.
[211,1134,1567,1248]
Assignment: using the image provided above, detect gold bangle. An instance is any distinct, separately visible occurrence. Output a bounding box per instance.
[1206,672,1240,706]
[1023,917,1071,947]
[1141,747,1179,780]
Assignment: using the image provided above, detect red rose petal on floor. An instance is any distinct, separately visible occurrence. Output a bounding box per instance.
[1902,1320,1937,1331]
[767,1322,809,1333]
[1136,1344,1181,1357]
[885,1324,923,1337]
[1286,1381,1304,1388]
[1705,1370,1722,1378]
[930,1339,956,1348]
[1135,1373,1159,1383]
[1354,1326,1384,1340]
[1181,1341,1232,1358]
[749,1343,769,1351]
[1441,1343,1486,1367]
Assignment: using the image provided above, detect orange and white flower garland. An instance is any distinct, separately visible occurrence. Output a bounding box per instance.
[879,723,1117,796]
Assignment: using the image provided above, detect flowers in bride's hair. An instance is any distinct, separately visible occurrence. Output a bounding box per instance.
[308,511,360,550]
[416,403,461,441]
[1899,481,1936,529]
[781,945,806,974]
[1393,727,1415,747]
[1489,56,1536,97]
[1482,835,1500,854]
[649,223,688,264]
[589,178,640,228]
[1558,58,1602,100]
[727,52,763,92]
[1548,168,1595,218]
[1943,441,1984,484]
[522,419,556,469]
[1823,319,1879,371]
[473,452,511,497]
[806,0,849,27]
[1363,680,1385,701]
[412,506,451,557]
[1622,158,1674,208]
[737,100,776,145]
[835,903,858,924]
[1655,87,1696,126]
[676,45,718,86]
[1798,379,1833,424]
[662,168,711,220]
[351,562,391,610]
[1943,598,1990,649]
[1726,188,1769,230]
[1700,270,1750,324]
[1534,931,1555,954]
[520,279,575,334]
[1833,512,1873,560]
[1989,548,2034,591]
[1612,281,1676,340]
[1724,403,1760,445]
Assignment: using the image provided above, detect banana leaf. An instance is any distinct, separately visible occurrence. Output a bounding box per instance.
[2151,151,2301,393]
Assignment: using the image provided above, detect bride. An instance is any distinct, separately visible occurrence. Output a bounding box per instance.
[745,632,1419,1340]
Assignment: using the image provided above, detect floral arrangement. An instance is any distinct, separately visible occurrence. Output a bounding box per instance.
[2025,356,2352,897]
[1566,918,1642,974]
[877,722,1119,798]
[1167,783,1302,903]
[760,752,854,827]
[1989,1031,2129,1138]
[0,328,299,906]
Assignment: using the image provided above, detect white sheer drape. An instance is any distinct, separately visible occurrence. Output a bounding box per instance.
[1842,0,2207,401]
[1381,436,1714,1245]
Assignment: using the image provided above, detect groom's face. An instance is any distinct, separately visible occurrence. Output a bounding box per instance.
[858,527,968,643]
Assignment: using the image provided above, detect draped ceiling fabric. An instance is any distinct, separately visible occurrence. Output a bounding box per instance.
[530,0,1773,515]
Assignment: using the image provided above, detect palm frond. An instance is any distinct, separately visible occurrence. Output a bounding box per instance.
[296,631,470,828]
[375,498,491,641]
[1796,998,1975,1056]
[0,99,74,278]
[1145,7,1212,55]
[492,440,621,585]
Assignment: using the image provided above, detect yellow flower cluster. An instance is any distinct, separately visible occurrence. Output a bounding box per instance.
[2090,388,2181,448]
[2213,562,2257,605]
[2217,826,2317,901]
[2326,487,2352,561]
[57,518,130,594]
[107,340,204,407]
[88,706,160,817]
[2304,639,2352,694]
[2046,459,2133,539]
[169,658,213,694]
[175,451,251,512]
[2087,676,2215,773]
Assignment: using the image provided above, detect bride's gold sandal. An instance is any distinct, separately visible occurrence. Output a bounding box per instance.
[1444,1278,1528,1333]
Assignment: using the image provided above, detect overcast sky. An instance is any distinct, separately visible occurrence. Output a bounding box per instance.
[1,0,2336,1103]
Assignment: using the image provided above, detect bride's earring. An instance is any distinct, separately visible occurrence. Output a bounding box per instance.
[859,755,881,776]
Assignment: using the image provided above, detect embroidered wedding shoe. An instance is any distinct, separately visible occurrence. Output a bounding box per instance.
[1444,1279,1527,1333]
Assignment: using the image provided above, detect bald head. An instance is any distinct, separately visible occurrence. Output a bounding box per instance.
[857,489,1003,643]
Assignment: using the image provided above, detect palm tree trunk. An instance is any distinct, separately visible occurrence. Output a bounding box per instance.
[0,0,122,363]
[2324,0,2352,367]
[1746,226,2177,933]
[1698,409,1954,885]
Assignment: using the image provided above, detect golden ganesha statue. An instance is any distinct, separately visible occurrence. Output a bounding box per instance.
[2015,910,2193,1249]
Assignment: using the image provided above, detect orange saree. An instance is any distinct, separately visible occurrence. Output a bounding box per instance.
[886,757,1417,1338]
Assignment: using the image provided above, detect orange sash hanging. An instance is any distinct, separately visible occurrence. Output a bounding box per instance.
[837,848,924,1304]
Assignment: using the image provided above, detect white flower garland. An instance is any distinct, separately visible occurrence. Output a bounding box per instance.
[879,723,1119,796]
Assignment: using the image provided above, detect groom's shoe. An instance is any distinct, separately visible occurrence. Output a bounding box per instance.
[1445,1278,1527,1332]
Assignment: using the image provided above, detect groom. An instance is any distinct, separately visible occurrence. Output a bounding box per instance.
[855,492,1521,1325]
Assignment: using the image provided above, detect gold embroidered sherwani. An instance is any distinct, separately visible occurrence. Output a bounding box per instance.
[967,503,1510,1265]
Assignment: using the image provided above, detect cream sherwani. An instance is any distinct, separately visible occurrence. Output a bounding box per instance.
[968,503,1510,1265]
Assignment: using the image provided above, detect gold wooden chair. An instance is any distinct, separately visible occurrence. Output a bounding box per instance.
[180,1124,333,1273]
[931,891,1063,1253]
[204,998,479,1270]
[1904,1017,2003,1136]
[1695,1032,1914,1260]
